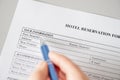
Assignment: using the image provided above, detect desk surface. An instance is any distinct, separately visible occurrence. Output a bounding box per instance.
[0,0,120,52]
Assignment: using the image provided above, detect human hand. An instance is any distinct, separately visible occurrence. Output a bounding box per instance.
[29,51,89,80]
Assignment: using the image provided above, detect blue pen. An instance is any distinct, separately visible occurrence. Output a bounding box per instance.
[40,40,58,80]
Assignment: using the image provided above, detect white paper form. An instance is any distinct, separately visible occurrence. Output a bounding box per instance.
[0,0,120,80]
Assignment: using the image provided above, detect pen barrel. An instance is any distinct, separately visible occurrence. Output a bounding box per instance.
[47,60,58,80]
[41,44,58,80]
[41,44,49,60]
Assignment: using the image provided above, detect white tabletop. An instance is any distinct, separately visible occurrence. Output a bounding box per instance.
[0,0,120,52]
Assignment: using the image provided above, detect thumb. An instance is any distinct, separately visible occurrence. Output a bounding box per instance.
[29,61,49,80]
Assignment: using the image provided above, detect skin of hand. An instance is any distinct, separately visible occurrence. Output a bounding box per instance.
[29,51,89,80]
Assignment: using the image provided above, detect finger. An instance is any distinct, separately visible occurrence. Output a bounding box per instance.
[49,51,89,80]
[58,70,66,80]
[55,66,66,80]
[29,61,49,80]
[49,51,80,74]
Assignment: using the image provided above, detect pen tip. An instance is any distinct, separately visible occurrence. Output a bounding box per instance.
[40,37,46,45]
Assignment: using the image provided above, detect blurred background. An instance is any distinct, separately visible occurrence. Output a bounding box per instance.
[0,0,120,53]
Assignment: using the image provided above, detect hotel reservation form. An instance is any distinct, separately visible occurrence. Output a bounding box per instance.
[0,0,120,80]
